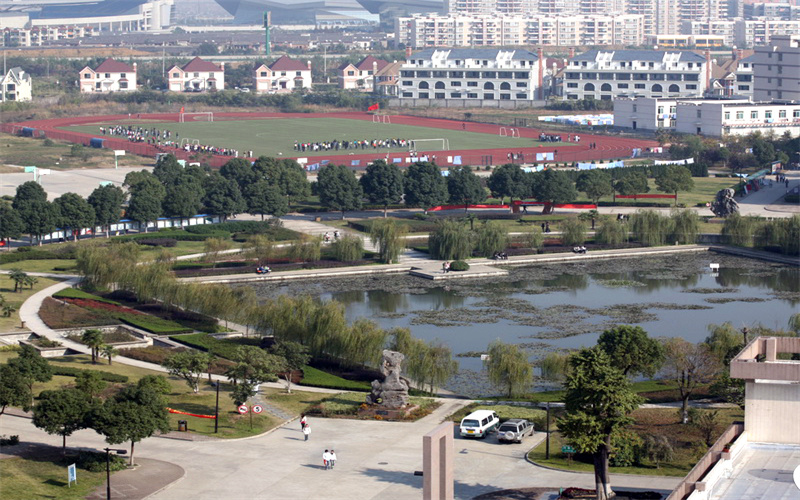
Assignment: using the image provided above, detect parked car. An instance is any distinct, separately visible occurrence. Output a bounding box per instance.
[459,410,500,439]
[496,419,534,443]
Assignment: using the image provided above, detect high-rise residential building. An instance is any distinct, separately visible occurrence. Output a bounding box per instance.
[752,35,800,101]
[446,0,536,13]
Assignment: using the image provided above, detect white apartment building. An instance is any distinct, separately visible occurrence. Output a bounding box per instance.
[445,0,537,14]
[614,97,800,136]
[79,58,137,93]
[2,25,98,47]
[675,100,800,136]
[253,56,312,94]
[752,35,800,101]
[398,48,541,103]
[735,19,800,47]
[338,56,390,91]
[681,19,737,45]
[396,13,644,48]
[0,67,32,102]
[564,50,710,101]
[167,57,224,92]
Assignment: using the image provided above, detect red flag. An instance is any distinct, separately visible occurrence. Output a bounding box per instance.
[368,103,379,112]
[180,106,185,113]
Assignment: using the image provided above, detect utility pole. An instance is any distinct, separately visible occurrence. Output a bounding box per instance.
[263,11,271,56]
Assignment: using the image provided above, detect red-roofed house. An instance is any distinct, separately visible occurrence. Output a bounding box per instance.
[338,56,389,91]
[253,56,312,94]
[79,58,137,93]
[167,57,225,92]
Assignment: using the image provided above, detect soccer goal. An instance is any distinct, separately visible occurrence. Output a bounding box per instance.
[410,138,449,151]
[499,127,520,138]
[180,138,201,147]
[179,112,214,123]
[372,114,392,124]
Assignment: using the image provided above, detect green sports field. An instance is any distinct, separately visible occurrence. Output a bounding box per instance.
[64,117,549,157]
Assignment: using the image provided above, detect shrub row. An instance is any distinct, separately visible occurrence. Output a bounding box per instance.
[168,333,260,360]
[171,258,375,278]
[136,238,178,247]
[0,249,72,264]
[116,231,231,243]
[53,288,121,305]
[51,366,129,383]
[185,221,299,241]
[118,313,192,334]
[171,261,249,271]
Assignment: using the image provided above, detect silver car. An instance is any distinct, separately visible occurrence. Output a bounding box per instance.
[497,419,534,443]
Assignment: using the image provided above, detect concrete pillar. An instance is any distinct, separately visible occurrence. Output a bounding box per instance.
[537,48,544,100]
[705,50,711,93]
[765,337,777,362]
[406,46,412,60]
[423,422,454,500]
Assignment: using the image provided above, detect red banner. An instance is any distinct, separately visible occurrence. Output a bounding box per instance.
[167,407,216,419]
[616,194,676,199]
[367,103,379,111]
[428,204,510,211]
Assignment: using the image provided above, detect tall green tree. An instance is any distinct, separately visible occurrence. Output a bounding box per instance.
[126,172,166,233]
[614,171,649,196]
[244,180,288,220]
[428,218,473,260]
[81,329,105,364]
[0,203,24,248]
[152,154,183,185]
[203,173,246,221]
[360,160,403,217]
[558,348,642,500]
[8,345,52,407]
[220,157,255,190]
[403,161,448,210]
[163,175,205,218]
[0,363,32,416]
[33,388,91,453]
[370,219,407,263]
[531,169,578,213]
[576,169,614,204]
[226,346,283,388]
[54,193,94,242]
[269,341,311,393]
[75,370,107,399]
[655,165,694,206]
[447,166,486,210]
[87,184,125,238]
[163,351,212,393]
[487,163,529,203]
[597,325,664,378]
[13,182,58,245]
[253,157,310,206]
[317,164,363,219]
[484,339,532,398]
[94,382,170,465]
[662,338,719,423]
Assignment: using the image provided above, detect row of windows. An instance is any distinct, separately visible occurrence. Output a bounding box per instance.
[724,109,800,120]
[402,81,528,89]
[401,92,531,100]
[567,83,693,92]
[84,73,129,79]
[171,72,217,79]
[400,70,531,79]
[258,71,305,77]
[571,61,700,69]
[565,72,698,81]
[409,60,536,67]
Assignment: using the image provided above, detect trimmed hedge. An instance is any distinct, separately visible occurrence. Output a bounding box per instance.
[298,365,370,391]
[185,221,299,241]
[116,230,231,243]
[118,314,192,334]
[53,288,121,306]
[172,261,249,271]
[169,333,260,360]
[51,366,129,383]
[450,260,470,271]
[136,238,178,247]
[0,249,74,265]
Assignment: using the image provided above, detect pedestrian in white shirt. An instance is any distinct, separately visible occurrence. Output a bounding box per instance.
[328,449,337,469]
[303,424,310,441]
[323,449,331,469]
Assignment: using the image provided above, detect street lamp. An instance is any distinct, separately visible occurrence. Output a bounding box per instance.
[104,447,127,500]
[213,380,220,433]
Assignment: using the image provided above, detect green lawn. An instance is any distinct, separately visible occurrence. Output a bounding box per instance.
[0,455,108,500]
[0,259,77,274]
[0,276,61,333]
[63,117,557,158]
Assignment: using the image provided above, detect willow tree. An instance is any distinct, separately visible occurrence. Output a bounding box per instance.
[595,216,625,246]
[560,218,587,247]
[630,210,670,247]
[721,213,760,247]
[370,219,407,263]
[331,234,364,262]
[428,219,473,260]
[484,339,532,398]
[669,209,699,244]
[473,221,508,258]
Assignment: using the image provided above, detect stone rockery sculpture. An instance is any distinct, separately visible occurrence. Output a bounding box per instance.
[711,188,739,217]
[366,350,410,409]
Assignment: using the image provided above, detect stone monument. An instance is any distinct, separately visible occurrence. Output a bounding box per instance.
[366,350,410,409]
[711,188,739,217]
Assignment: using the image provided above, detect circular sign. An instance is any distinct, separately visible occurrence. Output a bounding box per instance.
[252,405,263,414]
[793,464,800,490]
[238,405,248,414]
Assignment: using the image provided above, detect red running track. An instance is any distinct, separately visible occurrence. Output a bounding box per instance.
[2,111,658,169]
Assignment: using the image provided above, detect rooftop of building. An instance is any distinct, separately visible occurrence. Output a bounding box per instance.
[93,58,135,73]
[179,57,222,72]
[267,55,308,71]
[410,48,538,60]
[711,443,800,500]
[571,49,706,63]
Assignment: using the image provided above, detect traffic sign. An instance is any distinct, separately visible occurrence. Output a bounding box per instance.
[561,445,576,454]
[252,405,263,414]
[238,405,248,414]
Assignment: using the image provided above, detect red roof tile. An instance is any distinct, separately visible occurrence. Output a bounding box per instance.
[94,58,134,73]
[182,57,222,72]
[268,56,308,71]
[355,56,389,72]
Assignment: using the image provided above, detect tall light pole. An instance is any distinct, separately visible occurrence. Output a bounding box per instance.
[214,380,220,434]
[104,448,127,500]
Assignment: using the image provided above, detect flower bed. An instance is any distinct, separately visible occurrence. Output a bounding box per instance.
[63,298,145,316]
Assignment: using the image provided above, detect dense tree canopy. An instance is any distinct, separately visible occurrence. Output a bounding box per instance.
[576,169,614,204]
[54,193,95,241]
[614,171,650,196]
[484,339,532,398]
[531,169,578,210]
[152,154,184,185]
[126,172,166,231]
[203,173,246,221]
[244,180,289,220]
[87,184,125,237]
[317,164,363,218]
[359,160,403,216]
[253,157,310,206]
[597,325,664,378]
[0,203,24,245]
[33,388,91,452]
[655,165,694,205]
[447,166,486,208]
[487,163,529,203]
[163,175,205,218]
[403,161,448,209]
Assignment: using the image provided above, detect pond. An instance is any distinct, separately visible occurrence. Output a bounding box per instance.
[248,253,799,395]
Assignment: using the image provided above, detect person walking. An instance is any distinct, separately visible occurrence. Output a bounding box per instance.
[329,449,337,469]
[323,449,331,469]
[300,414,307,430]
[303,424,311,441]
